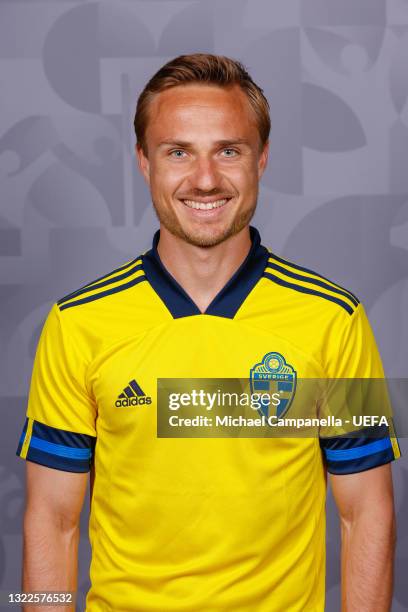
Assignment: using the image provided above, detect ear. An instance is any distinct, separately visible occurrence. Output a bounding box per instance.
[136,143,150,185]
[258,141,269,179]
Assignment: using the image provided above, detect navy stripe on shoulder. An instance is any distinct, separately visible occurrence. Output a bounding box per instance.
[58,262,143,306]
[265,261,359,308]
[58,274,146,311]
[57,256,142,305]
[268,253,359,304]
[262,271,355,315]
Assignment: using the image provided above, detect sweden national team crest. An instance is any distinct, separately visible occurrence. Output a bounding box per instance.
[250,352,297,418]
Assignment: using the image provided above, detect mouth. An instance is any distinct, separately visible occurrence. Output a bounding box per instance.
[180,197,232,211]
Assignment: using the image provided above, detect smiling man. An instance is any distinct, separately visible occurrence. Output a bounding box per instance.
[17,54,400,612]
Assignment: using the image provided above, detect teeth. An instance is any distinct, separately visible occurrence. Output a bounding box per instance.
[183,199,228,210]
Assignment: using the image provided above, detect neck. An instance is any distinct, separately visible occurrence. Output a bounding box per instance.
[156,226,252,313]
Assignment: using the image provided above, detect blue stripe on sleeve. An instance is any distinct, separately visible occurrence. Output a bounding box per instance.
[16,418,96,473]
[325,447,396,475]
[29,436,92,459]
[320,425,400,474]
[324,437,391,461]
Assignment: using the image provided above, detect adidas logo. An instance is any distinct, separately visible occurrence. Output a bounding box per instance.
[115,379,152,407]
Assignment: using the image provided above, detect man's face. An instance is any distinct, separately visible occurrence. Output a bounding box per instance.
[137,83,269,247]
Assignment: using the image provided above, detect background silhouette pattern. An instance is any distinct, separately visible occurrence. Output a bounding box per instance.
[0,1,407,610]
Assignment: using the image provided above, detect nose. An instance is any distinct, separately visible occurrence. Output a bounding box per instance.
[189,155,220,193]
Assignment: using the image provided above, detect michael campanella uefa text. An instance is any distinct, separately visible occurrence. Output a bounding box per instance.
[168,389,281,411]
[166,390,390,429]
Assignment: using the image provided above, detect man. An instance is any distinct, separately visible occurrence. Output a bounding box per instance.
[17,54,400,611]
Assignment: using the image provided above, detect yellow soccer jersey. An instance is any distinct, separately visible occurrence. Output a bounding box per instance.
[16,226,400,612]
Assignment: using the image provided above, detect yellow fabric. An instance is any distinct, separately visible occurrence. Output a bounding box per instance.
[20,417,34,459]
[18,249,400,611]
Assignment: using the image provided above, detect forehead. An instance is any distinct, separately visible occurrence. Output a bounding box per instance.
[146,84,258,141]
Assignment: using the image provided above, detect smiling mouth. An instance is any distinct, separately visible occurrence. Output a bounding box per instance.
[181,198,231,211]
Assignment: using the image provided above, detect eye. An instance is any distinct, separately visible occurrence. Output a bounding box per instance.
[169,149,187,158]
[222,148,238,157]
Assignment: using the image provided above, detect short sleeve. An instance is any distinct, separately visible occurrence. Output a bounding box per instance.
[319,303,401,475]
[16,303,97,473]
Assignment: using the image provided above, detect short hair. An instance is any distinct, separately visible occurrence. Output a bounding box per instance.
[134,53,271,154]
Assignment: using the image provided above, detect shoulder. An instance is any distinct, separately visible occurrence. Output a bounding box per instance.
[261,248,360,317]
[55,254,146,314]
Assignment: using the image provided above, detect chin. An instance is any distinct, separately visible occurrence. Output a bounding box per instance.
[184,232,226,248]
[155,204,256,248]
[181,223,245,248]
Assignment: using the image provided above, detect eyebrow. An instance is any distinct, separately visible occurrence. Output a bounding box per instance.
[158,138,251,148]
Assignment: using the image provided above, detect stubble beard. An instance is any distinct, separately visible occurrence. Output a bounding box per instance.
[151,198,258,248]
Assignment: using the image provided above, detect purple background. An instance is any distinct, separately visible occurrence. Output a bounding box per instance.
[0,1,407,609]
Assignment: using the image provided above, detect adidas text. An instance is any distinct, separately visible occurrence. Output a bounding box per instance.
[116,396,152,408]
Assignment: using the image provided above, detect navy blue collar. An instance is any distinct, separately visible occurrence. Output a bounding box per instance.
[142,226,269,319]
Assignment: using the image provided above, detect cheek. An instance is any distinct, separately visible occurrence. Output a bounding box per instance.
[223,163,258,192]
[150,163,182,198]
